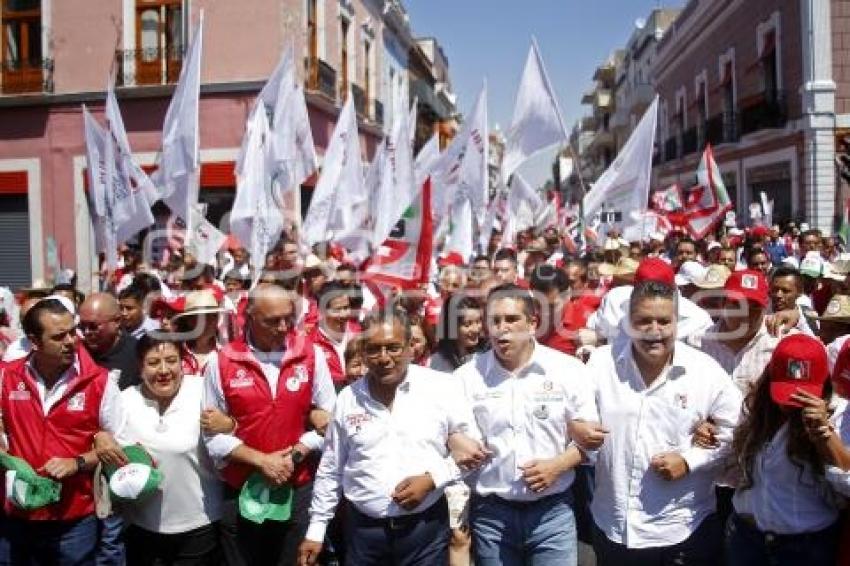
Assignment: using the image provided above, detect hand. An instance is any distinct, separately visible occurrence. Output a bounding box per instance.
[792,388,833,441]
[297,540,323,566]
[650,452,689,481]
[447,433,491,471]
[391,473,435,510]
[765,308,799,337]
[568,420,608,451]
[691,419,719,449]
[519,458,565,493]
[257,451,289,486]
[200,408,236,434]
[308,409,330,436]
[93,432,128,468]
[280,443,310,481]
[39,457,79,480]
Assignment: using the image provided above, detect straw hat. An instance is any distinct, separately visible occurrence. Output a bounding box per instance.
[171,290,225,320]
[692,264,731,289]
[817,295,850,323]
[599,257,639,279]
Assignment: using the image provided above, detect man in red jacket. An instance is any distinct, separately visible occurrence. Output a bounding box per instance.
[203,284,336,565]
[1,298,123,565]
[310,281,361,388]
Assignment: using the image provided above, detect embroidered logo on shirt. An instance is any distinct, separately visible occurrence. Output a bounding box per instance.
[228,376,253,388]
[543,380,553,392]
[787,359,810,380]
[9,381,30,401]
[345,413,372,433]
[741,274,759,290]
[294,365,308,383]
[285,376,302,392]
[533,404,549,419]
[67,392,86,412]
[674,392,688,409]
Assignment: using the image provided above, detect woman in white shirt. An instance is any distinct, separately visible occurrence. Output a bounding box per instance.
[429,295,486,374]
[117,335,223,566]
[726,334,849,566]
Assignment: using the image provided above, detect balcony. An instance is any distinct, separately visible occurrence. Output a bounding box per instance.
[739,91,787,137]
[352,84,367,118]
[630,83,655,113]
[681,126,698,156]
[374,99,384,125]
[664,136,679,161]
[705,112,739,145]
[115,47,182,87]
[610,107,630,130]
[593,89,613,112]
[580,115,598,132]
[305,58,336,102]
[1,58,53,94]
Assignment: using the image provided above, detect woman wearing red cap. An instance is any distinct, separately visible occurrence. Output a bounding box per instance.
[725,334,850,565]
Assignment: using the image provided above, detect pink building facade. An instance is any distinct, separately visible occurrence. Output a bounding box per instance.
[0,0,454,292]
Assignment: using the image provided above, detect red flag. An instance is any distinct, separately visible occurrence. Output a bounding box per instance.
[682,144,733,239]
[361,178,433,290]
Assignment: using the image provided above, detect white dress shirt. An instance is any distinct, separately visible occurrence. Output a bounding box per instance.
[202,338,336,463]
[454,342,598,501]
[587,340,742,549]
[116,376,223,534]
[687,320,781,393]
[732,397,850,534]
[586,286,713,343]
[306,364,471,542]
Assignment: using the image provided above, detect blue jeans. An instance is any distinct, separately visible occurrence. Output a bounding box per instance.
[471,491,577,566]
[725,513,839,566]
[7,514,98,565]
[96,514,125,566]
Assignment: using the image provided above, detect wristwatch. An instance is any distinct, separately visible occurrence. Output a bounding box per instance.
[291,449,306,466]
[75,455,86,473]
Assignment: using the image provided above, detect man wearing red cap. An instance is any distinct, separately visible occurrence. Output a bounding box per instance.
[582,257,712,346]
[689,269,782,394]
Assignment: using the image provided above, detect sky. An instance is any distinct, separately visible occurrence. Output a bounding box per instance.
[405,0,684,188]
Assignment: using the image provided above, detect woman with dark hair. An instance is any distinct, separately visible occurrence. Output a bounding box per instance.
[429,295,487,373]
[114,334,228,565]
[726,334,850,566]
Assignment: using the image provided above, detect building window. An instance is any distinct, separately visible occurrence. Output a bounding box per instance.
[363,38,371,108]
[1,0,46,94]
[306,0,318,89]
[339,16,349,100]
[761,30,778,103]
[696,81,707,147]
[127,0,183,86]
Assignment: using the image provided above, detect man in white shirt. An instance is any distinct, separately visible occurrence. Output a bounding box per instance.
[454,283,598,565]
[586,279,742,564]
[298,310,477,566]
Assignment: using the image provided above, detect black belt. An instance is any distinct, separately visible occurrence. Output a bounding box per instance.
[348,497,447,531]
[733,512,839,543]
[481,490,572,509]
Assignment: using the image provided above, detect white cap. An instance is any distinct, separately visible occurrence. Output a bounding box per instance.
[675,260,708,286]
[707,241,722,251]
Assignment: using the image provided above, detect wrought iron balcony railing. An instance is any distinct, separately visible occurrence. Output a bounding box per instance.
[1,58,54,95]
[115,47,183,87]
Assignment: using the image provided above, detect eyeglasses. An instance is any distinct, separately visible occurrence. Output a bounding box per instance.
[364,344,405,358]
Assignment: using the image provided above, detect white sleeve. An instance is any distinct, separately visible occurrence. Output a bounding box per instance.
[98,378,125,435]
[311,346,336,412]
[681,371,743,473]
[201,355,243,464]
[305,408,347,543]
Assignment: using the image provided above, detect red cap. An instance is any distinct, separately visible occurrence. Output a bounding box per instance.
[832,340,850,399]
[635,257,675,286]
[438,252,465,268]
[724,269,768,308]
[150,295,186,317]
[728,235,744,248]
[769,334,829,407]
[225,234,243,251]
[751,225,770,238]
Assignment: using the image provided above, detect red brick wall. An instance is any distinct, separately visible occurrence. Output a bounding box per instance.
[833,0,850,115]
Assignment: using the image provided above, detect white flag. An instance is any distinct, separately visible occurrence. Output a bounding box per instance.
[104,85,156,242]
[408,96,418,145]
[502,39,568,181]
[230,105,283,282]
[368,92,416,248]
[583,96,658,241]
[82,105,118,269]
[443,195,474,261]
[760,191,774,227]
[303,93,366,247]
[502,173,543,246]
[435,83,489,227]
[187,208,227,266]
[155,11,204,232]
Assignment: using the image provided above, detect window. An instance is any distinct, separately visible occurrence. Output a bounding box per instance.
[340,17,349,100]
[363,38,371,108]
[761,30,778,103]
[306,0,318,89]
[1,0,43,93]
[133,0,183,86]
[696,80,707,146]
